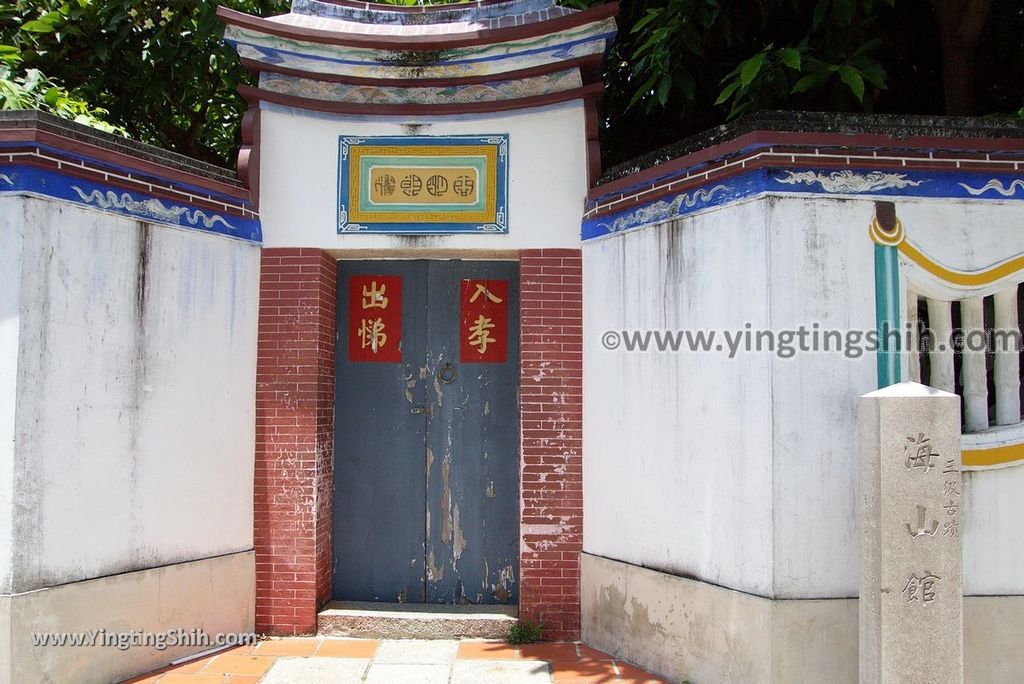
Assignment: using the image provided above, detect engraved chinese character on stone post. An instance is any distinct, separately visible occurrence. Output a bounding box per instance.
[859,382,963,684]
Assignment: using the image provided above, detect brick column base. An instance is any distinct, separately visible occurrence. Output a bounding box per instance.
[519,249,583,641]
[255,248,336,634]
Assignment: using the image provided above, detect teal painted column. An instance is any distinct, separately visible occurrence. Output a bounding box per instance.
[874,242,901,388]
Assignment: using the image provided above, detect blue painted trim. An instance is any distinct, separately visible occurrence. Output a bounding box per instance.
[0,140,250,207]
[765,167,1024,200]
[226,31,615,69]
[583,167,1024,241]
[590,141,770,206]
[337,135,509,235]
[874,243,901,388]
[591,153,1024,208]
[582,170,768,240]
[0,165,261,243]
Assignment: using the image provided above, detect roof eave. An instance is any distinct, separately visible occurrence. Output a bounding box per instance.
[216,3,618,51]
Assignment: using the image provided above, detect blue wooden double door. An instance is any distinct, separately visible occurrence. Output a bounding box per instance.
[333,260,520,605]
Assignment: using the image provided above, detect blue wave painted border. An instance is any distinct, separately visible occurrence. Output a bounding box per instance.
[0,165,262,243]
[583,167,1024,241]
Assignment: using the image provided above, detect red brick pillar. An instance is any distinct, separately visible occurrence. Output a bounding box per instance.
[255,248,336,635]
[518,248,583,641]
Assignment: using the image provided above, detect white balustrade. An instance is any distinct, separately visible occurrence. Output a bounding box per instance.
[993,288,1022,426]
[906,290,921,383]
[927,298,955,394]
[910,288,1023,436]
[960,297,989,432]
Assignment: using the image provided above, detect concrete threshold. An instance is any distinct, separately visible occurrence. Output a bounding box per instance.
[318,601,518,639]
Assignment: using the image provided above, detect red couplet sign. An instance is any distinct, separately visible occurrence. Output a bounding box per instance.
[459,279,508,363]
[348,275,402,362]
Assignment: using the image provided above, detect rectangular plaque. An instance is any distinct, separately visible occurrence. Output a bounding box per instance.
[348,274,402,362]
[338,135,508,234]
[459,279,509,363]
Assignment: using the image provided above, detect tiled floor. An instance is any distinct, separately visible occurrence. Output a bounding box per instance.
[123,638,667,683]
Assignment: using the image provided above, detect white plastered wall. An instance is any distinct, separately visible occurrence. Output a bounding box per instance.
[1,194,259,589]
[583,198,775,596]
[257,100,588,250]
[768,195,1024,597]
[766,195,878,597]
[0,196,22,596]
[584,192,1024,599]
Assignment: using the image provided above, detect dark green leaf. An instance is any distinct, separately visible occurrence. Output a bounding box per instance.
[739,52,765,86]
[860,63,887,89]
[37,11,65,26]
[21,21,56,33]
[656,74,672,105]
[838,65,865,100]
[631,10,662,33]
[779,47,801,70]
[792,69,832,93]
[627,73,660,110]
[714,79,741,105]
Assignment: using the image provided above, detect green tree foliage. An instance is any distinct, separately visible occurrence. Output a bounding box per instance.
[2,1,1021,170]
[574,0,1023,167]
[625,0,892,118]
[0,62,125,135]
[0,0,465,165]
[0,13,123,133]
[1,0,290,165]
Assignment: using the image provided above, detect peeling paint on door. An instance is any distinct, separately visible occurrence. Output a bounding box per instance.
[453,503,466,560]
[440,456,452,544]
[334,260,519,604]
[426,549,445,582]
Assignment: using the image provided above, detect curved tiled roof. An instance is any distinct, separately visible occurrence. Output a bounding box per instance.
[286,0,579,30]
[219,4,616,47]
[219,0,618,192]
[219,0,617,102]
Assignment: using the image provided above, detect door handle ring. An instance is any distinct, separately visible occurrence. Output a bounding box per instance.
[439,363,456,384]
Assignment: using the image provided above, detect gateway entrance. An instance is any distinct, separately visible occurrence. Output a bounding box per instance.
[333,260,520,605]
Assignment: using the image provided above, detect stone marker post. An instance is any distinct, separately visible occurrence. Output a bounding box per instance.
[860,381,963,684]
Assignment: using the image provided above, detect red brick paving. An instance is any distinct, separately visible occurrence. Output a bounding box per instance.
[122,639,666,683]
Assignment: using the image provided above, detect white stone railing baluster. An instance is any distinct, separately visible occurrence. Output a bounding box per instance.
[961,297,989,432]
[927,298,955,394]
[906,289,921,383]
[993,288,1021,426]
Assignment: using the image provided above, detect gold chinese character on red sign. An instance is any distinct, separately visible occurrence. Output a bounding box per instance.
[469,283,503,305]
[468,315,497,355]
[349,275,402,362]
[358,317,388,353]
[460,279,508,363]
[361,281,389,310]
